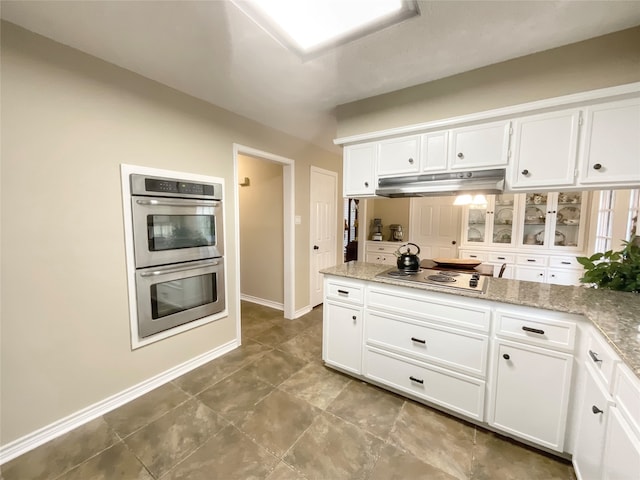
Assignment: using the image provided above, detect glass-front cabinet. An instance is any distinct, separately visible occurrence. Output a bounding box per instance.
[463,194,518,247]
[519,191,586,250]
[462,191,587,251]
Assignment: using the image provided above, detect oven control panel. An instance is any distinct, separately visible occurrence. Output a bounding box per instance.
[131,174,222,199]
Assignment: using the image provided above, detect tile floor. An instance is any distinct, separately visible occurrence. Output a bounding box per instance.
[1,301,577,480]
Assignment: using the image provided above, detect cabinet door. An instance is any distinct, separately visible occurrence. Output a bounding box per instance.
[344,143,376,197]
[490,194,517,246]
[573,364,614,480]
[489,340,573,451]
[553,191,587,250]
[420,131,448,172]
[449,121,510,170]
[602,407,640,480]
[514,266,546,283]
[520,192,552,247]
[464,204,489,245]
[378,135,420,176]
[511,109,580,188]
[323,301,363,374]
[580,98,640,186]
[547,268,582,286]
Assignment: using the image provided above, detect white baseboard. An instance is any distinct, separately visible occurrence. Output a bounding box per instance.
[240,294,314,320]
[294,305,313,318]
[0,339,239,465]
[240,294,284,311]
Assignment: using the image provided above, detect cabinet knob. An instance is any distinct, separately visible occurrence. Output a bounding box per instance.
[503,354,510,360]
[593,163,602,170]
[352,315,357,321]
[408,158,414,164]
[364,181,369,187]
[591,405,604,415]
[451,240,457,245]
[457,152,464,159]
[521,169,529,176]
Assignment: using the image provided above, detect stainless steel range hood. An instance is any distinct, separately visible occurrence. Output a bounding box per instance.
[375,169,506,198]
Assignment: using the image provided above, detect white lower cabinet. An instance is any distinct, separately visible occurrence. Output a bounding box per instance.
[323,301,363,375]
[319,275,640,461]
[365,346,486,420]
[322,277,364,375]
[573,363,615,480]
[602,407,640,480]
[489,339,574,451]
[601,364,640,480]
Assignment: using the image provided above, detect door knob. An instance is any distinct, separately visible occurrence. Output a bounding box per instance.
[313,245,319,250]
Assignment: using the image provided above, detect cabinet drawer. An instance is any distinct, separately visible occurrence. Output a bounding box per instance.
[365,253,396,265]
[495,310,576,351]
[548,256,582,268]
[365,347,485,421]
[586,332,620,392]
[325,278,364,305]
[366,311,489,377]
[366,242,399,254]
[516,254,548,266]
[459,250,488,261]
[488,253,515,264]
[614,364,640,437]
[367,285,491,332]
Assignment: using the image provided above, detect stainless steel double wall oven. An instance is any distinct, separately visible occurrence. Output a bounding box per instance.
[131,174,225,338]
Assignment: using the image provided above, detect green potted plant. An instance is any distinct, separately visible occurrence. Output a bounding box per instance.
[576,236,640,293]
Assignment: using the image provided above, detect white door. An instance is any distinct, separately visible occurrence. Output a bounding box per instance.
[409,197,461,259]
[310,167,338,307]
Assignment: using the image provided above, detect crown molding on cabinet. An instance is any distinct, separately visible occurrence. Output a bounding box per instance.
[334,81,640,146]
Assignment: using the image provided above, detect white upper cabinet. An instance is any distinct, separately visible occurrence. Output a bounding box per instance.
[510,109,581,189]
[449,120,511,170]
[420,131,449,172]
[579,97,640,186]
[343,143,376,197]
[377,135,420,176]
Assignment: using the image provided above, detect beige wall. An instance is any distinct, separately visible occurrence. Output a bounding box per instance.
[365,198,411,242]
[337,26,640,138]
[239,155,284,303]
[0,22,340,444]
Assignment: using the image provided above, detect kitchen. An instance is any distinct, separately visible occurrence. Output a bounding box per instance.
[2,1,640,479]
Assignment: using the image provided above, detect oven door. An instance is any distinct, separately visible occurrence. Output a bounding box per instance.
[132,196,223,268]
[135,258,225,338]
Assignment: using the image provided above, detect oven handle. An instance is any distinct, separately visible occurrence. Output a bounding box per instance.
[136,199,220,207]
[140,260,220,277]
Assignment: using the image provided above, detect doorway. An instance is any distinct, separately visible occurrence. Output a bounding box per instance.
[233,144,295,326]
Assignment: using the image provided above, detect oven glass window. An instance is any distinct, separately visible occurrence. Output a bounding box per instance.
[147,215,215,251]
[151,273,217,319]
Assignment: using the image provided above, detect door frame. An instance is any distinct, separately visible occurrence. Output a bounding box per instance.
[309,166,339,307]
[233,144,295,324]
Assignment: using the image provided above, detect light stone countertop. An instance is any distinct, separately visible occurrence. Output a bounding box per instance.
[321,261,640,378]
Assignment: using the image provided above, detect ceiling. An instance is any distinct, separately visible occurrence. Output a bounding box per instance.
[2,1,640,153]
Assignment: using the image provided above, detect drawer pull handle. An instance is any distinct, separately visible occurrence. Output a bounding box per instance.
[503,353,510,360]
[592,405,604,415]
[589,350,603,363]
[497,256,506,260]
[337,289,349,296]
[561,261,571,265]
[411,337,426,344]
[470,255,477,258]
[522,326,545,335]
[409,376,424,384]
[527,259,536,262]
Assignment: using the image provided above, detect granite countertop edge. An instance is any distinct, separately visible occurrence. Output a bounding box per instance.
[321,261,640,378]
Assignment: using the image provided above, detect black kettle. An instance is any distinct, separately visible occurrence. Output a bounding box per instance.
[395,243,421,272]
